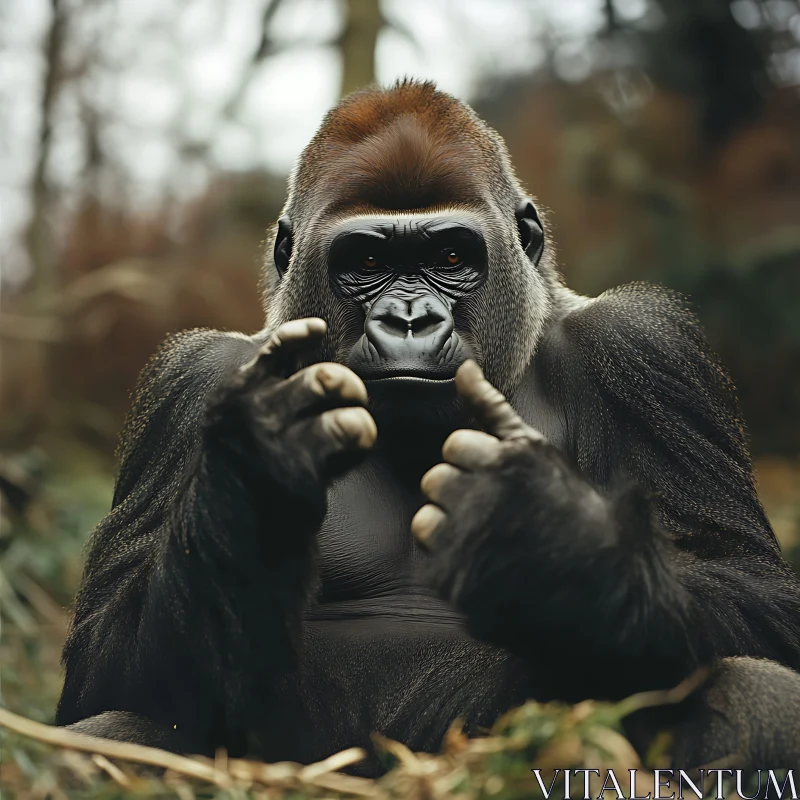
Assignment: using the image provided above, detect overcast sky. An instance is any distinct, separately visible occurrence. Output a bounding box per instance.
[0,0,647,281]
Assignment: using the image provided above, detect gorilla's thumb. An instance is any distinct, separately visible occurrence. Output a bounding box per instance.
[455,360,543,442]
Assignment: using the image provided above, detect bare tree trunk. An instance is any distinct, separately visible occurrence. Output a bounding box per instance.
[603,0,618,32]
[339,0,382,97]
[10,0,68,439]
[25,0,66,299]
[221,0,286,120]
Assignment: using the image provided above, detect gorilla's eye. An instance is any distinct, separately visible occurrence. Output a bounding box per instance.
[436,249,462,269]
[364,255,378,269]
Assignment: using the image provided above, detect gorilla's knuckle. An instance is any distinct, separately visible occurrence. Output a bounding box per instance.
[302,364,330,397]
[522,426,547,443]
[505,429,547,451]
[440,435,462,463]
[486,386,507,406]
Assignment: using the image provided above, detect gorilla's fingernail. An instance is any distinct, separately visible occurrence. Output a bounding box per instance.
[314,363,368,403]
[420,463,461,503]
[441,429,502,469]
[455,360,495,407]
[271,318,327,347]
[456,359,483,385]
[338,407,377,448]
[304,318,328,335]
[411,504,446,546]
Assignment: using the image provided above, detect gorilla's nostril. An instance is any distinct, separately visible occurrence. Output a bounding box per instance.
[375,314,411,338]
[374,311,446,338]
[410,312,446,337]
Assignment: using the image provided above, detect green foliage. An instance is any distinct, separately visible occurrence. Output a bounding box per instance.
[0,445,113,722]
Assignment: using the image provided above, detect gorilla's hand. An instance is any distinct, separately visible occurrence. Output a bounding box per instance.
[205,318,377,517]
[411,360,617,653]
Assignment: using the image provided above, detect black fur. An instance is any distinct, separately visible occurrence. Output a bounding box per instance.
[57,82,800,773]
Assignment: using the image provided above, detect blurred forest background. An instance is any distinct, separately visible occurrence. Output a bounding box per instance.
[1,0,800,793]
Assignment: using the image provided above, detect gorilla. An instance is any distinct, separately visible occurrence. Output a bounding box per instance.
[57,80,800,772]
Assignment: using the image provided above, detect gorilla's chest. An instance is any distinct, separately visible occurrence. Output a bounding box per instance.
[315,457,427,601]
[287,458,533,771]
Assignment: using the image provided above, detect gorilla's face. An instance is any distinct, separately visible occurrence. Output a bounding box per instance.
[327,210,487,384]
[268,199,547,423]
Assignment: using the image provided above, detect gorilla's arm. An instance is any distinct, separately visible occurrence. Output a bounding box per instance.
[57,330,302,745]
[57,323,374,751]
[416,285,800,701]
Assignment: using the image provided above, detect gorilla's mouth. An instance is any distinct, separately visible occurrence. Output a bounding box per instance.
[364,375,457,385]
[347,331,469,384]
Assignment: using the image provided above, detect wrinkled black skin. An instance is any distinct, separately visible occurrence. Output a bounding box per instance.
[57,204,800,773]
[328,212,487,381]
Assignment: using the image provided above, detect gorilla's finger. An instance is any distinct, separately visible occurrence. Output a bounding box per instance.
[310,406,377,460]
[309,362,369,405]
[420,463,465,509]
[411,504,448,549]
[292,361,369,411]
[268,318,328,348]
[244,318,328,380]
[455,360,544,442]
[442,429,503,470]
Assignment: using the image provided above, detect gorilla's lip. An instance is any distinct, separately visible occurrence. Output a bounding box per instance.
[364,376,457,385]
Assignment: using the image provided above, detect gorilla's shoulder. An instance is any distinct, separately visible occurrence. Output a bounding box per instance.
[557,283,709,360]
[113,329,264,507]
[543,283,738,420]
[537,284,765,531]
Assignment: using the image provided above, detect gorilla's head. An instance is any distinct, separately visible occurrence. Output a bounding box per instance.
[264,80,559,424]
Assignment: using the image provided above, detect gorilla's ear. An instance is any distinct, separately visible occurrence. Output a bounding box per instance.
[273,215,293,279]
[515,199,545,265]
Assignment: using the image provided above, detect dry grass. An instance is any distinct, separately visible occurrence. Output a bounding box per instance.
[2,678,710,799]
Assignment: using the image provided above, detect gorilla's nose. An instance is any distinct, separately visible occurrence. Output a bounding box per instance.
[370,294,449,339]
[360,292,458,377]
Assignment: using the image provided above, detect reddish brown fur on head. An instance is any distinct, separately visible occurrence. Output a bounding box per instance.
[287,80,517,215]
